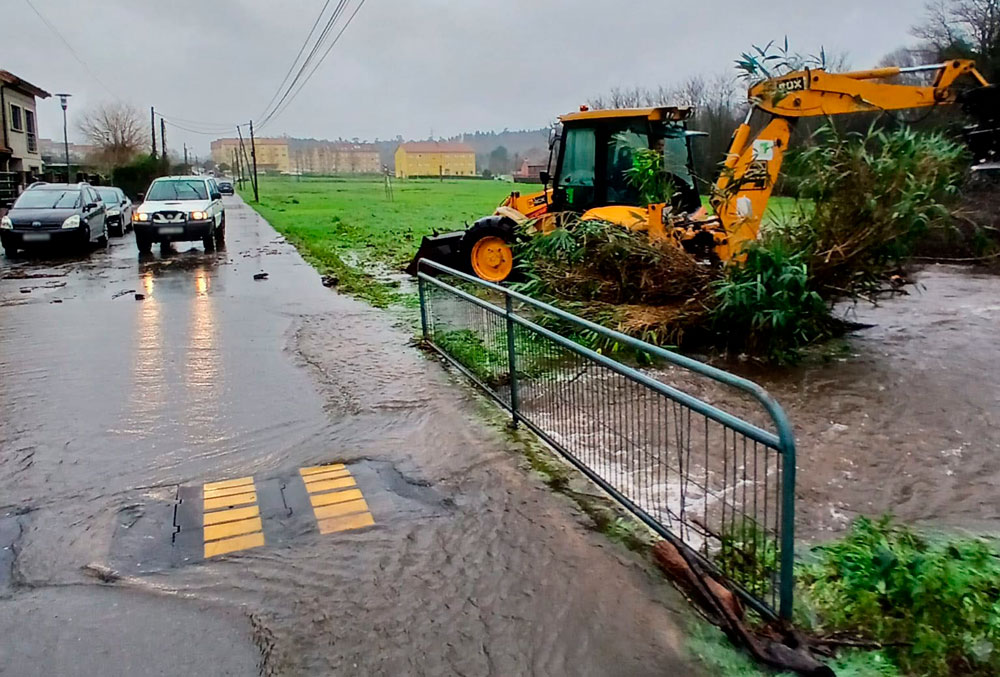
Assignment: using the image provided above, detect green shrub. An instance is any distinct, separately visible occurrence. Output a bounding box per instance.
[799,516,1000,676]
[710,238,830,362]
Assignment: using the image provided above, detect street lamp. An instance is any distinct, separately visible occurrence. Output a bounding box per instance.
[55,93,71,182]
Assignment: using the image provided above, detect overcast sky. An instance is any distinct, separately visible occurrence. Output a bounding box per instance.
[5,0,924,158]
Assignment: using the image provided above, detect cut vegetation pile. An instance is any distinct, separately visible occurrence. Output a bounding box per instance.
[514,124,972,361]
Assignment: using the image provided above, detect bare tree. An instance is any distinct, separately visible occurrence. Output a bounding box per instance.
[913,0,1000,77]
[77,102,145,168]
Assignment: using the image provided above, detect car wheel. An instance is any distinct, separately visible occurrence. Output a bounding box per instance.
[203,232,216,252]
[97,227,108,246]
[136,234,152,255]
[1,236,17,257]
[111,222,125,237]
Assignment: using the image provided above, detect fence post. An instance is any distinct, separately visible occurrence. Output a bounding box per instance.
[417,272,429,342]
[505,293,519,427]
[778,434,797,621]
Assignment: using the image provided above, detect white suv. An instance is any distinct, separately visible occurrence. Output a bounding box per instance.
[132,176,225,254]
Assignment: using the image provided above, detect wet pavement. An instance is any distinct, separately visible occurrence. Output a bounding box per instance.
[0,197,700,676]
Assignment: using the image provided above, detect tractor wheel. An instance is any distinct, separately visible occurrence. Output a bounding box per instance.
[462,217,516,283]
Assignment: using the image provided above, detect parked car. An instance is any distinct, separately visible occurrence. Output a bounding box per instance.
[217,180,234,195]
[132,176,225,254]
[96,186,133,237]
[1,182,108,255]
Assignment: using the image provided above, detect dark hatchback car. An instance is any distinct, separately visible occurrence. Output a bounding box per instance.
[217,180,234,195]
[1,183,108,255]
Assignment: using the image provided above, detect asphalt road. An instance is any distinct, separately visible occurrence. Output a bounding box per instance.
[0,195,701,676]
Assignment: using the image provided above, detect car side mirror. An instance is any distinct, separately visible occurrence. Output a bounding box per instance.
[539,170,550,185]
[121,200,128,206]
[86,202,98,210]
[211,192,222,200]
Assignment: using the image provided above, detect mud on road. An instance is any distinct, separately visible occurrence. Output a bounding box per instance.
[0,196,701,676]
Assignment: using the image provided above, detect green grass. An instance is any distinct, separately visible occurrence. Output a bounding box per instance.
[240,175,537,306]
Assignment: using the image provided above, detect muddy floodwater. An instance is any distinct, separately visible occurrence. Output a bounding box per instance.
[745,265,1000,538]
[0,197,699,676]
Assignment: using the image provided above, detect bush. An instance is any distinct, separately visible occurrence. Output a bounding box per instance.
[111,154,169,200]
[783,124,968,297]
[711,238,831,362]
[799,516,1000,676]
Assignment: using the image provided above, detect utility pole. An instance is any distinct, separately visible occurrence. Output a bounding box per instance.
[150,106,156,158]
[56,93,71,182]
[249,119,259,203]
[237,125,253,197]
[183,143,188,167]
[160,118,166,160]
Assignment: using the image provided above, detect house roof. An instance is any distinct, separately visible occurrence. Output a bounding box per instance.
[0,70,50,99]
[398,141,475,154]
[211,137,288,147]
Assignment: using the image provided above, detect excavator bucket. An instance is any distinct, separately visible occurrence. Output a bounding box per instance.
[405,230,467,276]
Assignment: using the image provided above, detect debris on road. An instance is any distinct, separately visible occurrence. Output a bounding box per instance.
[81,563,120,584]
[134,293,145,301]
[254,272,269,281]
[19,288,30,294]
[112,289,136,300]
[321,275,339,288]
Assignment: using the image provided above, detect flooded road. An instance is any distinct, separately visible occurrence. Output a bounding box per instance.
[0,196,699,676]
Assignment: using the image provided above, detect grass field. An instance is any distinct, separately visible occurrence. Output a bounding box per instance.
[241,176,535,306]
[241,175,801,307]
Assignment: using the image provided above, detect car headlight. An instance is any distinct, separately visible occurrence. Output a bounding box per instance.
[133,212,150,222]
[190,211,207,220]
[62,214,81,229]
[107,208,120,217]
[0,215,11,230]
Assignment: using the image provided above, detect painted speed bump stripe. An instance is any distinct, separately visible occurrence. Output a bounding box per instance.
[205,532,265,558]
[203,505,260,526]
[318,512,375,535]
[203,477,265,558]
[299,465,374,535]
[204,476,254,491]
[204,490,257,511]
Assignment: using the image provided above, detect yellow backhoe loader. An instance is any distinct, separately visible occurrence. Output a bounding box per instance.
[407,59,996,282]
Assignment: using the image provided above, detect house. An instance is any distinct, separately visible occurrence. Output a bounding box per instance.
[394,142,476,179]
[514,157,549,183]
[0,69,50,195]
[287,140,380,174]
[210,137,291,173]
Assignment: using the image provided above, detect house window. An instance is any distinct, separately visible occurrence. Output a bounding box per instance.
[25,110,36,153]
[9,104,23,132]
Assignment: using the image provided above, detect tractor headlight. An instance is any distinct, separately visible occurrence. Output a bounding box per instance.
[62,214,81,229]
[0,215,11,230]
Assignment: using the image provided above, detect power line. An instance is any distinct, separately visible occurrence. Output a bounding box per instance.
[259,0,368,131]
[23,0,116,99]
[255,0,334,122]
[258,0,352,127]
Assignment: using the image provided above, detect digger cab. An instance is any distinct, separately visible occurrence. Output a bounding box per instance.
[548,106,702,214]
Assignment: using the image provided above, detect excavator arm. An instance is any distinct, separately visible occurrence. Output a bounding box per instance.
[710,59,993,260]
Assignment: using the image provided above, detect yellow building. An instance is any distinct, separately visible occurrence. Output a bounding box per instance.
[395,142,476,178]
[211,137,290,173]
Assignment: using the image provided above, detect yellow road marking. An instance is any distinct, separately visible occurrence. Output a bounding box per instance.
[204,516,263,542]
[204,531,265,558]
[313,498,369,521]
[306,477,356,494]
[309,487,364,508]
[300,464,346,476]
[317,511,374,535]
[203,505,260,526]
[204,490,257,512]
[204,483,262,499]
[203,476,254,492]
[302,467,352,483]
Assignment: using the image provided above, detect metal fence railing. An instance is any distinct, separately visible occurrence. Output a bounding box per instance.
[417,258,797,620]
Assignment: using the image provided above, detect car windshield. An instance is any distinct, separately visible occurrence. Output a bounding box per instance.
[146,180,208,201]
[14,189,80,209]
[98,188,120,204]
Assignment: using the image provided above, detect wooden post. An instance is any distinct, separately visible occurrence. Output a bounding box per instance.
[249,120,259,202]
[150,107,156,158]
